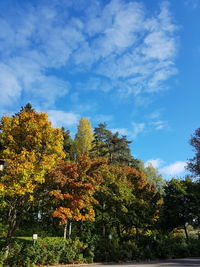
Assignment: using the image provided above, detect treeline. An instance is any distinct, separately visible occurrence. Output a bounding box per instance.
[0,104,200,266]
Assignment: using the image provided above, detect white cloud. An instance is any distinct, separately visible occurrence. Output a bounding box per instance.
[131,122,145,138]
[111,122,145,139]
[80,77,112,92]
[150,120,168,130]
[145,158,164,169]
[142,31,175,61]
[48,110,80,128]
[110,122,146,139]
[111,128,129,136]
[0,64,21,106]
[160,161,186,176]
[147,110,162,120]
[0,0,178,108]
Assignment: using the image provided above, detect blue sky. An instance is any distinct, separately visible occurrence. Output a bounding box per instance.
[0,0,199,178]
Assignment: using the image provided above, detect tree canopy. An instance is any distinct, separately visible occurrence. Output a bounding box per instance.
[73,117,94,157]
[0,105,200,264]
[0,105,64,255]
[187,128,200,178]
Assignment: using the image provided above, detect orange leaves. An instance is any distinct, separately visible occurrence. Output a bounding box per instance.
[123,166,149,191]
[48,155,105,224]
[52,207,72,224]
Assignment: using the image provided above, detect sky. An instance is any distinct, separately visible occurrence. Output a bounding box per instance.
[0,0,199,178]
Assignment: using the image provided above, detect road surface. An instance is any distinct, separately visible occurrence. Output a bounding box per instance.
[98,258,200,266]
[47,258,200,267]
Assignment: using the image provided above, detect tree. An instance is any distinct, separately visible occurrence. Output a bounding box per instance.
[47,155,105,238]
[73,118,94,157]
[140,162,165,194]
[187,127,200,177]
[92,123,111,158]
[160,178,197,240]
[92,123,134,165]
[61,127,74,160]
[19,102,34,113]
[0,105,64,256]
[94,164,133,238]
[123,166,162,235]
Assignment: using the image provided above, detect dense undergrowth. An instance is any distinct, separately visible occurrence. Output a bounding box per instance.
[1,234,200,267]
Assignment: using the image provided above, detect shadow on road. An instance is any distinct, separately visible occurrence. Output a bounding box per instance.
[100,258,200,266]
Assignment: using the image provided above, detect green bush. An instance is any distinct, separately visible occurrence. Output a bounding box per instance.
[94,237,139,262]
[2,234,200,266]
[2,237,92,267]
[188,238,200,257]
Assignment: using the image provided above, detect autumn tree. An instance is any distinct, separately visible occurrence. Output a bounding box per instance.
[47,154,105,238]
[123,166,162,236]
[73,118,94,158]
[0,104,64,256]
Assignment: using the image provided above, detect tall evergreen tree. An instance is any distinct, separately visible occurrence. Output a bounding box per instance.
[61,127,74,160]
[92,123,134,165]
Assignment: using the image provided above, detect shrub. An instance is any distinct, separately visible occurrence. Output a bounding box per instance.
[2,237,92,267]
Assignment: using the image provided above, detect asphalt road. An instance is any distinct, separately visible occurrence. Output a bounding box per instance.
[94,258,200,267]
[47,258,200,267]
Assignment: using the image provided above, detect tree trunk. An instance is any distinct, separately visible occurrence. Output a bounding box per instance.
[64,219,68,239]
[135,226,139,240]
[69,221,72,238]
[102,224,106,237]
[117,223,121,238]
[184,223,189,241]
[4,208,18,259]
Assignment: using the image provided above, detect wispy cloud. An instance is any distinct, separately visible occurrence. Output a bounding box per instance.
[111,128,130,136]
[0,0,178,109]
[160,161,186,176]
[184,0,199,9]
[145,158,164,168]
[145,158,187,177]
[147,110,162,120]
[110,121,146,139]
[132,122,145,138]
[150,120,168,130]
[48,110,80,128]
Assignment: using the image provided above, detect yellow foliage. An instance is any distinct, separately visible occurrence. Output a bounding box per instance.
[73,117,94,156]
[0,108,64,201]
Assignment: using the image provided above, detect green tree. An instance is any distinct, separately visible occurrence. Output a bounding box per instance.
[61,127,74,160]
[160,178,197,239]
[143,163,165,194]
[92,123,111,158]
[94,164,133,238]
[124,166,162,236]
[187,127,200,177]
[92,123,134,165]
[0,105,64,256]
[73,118,94,157]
